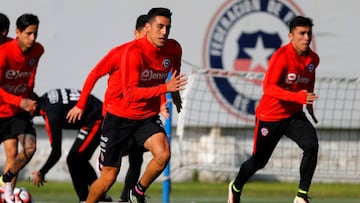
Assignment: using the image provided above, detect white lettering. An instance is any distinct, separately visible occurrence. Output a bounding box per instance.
[267,0,283,16]
[5,69,32,79]
[140,69,168,81]
[286,73,311,84]
[210,0,261,57]
[1,83,28,94]
[233,94,250,112]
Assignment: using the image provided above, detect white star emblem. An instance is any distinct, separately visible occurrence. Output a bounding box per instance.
[243,36,275,70]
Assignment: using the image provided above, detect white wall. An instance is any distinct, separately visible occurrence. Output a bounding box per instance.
[2,0,359,101]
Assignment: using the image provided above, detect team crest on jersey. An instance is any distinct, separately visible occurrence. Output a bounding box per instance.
[308,64,315,73]
[202,0,313,121]
[261,127,269,136]
[162,59,171,69]
[29,59,36,67]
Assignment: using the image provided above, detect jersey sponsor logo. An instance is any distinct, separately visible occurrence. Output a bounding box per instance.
[1,83,27,94]
[202,0,312,121]
[5,69,32,79]
[140,69,168,81]
[285,73,311,85]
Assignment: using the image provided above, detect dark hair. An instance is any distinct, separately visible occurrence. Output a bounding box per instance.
[135,14,148,31]
[16,13,39,32]
[147,7,172,23]
[0,13,10,33]
[289,16,313,32]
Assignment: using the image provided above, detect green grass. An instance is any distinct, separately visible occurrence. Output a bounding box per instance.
[16,180,360,203]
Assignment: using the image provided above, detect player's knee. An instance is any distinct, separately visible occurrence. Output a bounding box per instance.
[154,149,171,168]
[24,145,36,160]
[303,141,319,155]
[66,153,81,166]
[100,167,119,186]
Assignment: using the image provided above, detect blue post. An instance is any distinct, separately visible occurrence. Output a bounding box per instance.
[163,76,173,203]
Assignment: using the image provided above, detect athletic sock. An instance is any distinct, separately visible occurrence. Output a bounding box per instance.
[2,171,15,182]
[296,189,308,199]
[135,182,147,195]
[232,182,242,193]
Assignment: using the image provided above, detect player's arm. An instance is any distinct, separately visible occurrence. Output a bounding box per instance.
[67,49,116,123]
[33,113,63,186]
[263,53,308,104]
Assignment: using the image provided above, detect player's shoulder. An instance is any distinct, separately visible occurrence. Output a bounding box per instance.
[33,42,45,55]
[162,38,182,56]
[166,38,182,49]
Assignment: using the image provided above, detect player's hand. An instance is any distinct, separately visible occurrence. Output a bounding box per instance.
[32,171,45,187]
[160,102,170,119]
[171,91,182,113]
[305,91,318,104]
[20,98,37,115]
[66,106,83,123]
[166,71,187,92]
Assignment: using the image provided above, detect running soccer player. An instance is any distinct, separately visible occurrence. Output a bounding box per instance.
[67,7,186,203]
[66,14,150,202]
[228,16,320,203]
[0,13,44,203]
[30,88,112,203]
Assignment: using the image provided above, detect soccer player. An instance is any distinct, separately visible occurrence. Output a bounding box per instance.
[66,14,149,202]
[0,13,44,203]
[227,16,320,203]
[0,13,12,45]
[67,7,186,203]
[30,88,111,203]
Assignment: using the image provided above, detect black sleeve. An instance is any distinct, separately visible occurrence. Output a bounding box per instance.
[38,108,64,176]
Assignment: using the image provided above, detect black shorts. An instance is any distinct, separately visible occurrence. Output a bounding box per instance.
[0,112,36,142]
[99,113,165,167]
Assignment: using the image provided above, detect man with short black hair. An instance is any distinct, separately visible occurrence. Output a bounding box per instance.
[0,13,44,203]
[67,7,187,203]
[228,16,320,203]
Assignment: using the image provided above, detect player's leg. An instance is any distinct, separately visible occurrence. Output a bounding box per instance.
[141,132,170,186]
[67,122,101,201]
[87,166,119,203]
[130,116,170,202]
[229,120,283,203]
[2,138,18,186]
[286,112,318,202]
[120,148,143,201]
[2,133,36,203]
[86,113,130,203]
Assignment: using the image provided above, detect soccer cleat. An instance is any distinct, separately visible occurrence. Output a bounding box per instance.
[3,182,15,203]
[129,189,146,203]
[227,180,241,203]
[294,196,310,203]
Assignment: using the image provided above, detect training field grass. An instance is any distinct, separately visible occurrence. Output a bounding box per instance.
[17,180,360,203]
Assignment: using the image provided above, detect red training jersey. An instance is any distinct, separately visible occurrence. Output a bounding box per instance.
[76,41,134,115]
[0,38,44,117]
[255,42,320,121]
[107,37,181,119]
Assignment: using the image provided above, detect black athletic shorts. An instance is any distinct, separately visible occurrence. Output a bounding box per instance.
[99,112,165,167]
[0,111,36,142]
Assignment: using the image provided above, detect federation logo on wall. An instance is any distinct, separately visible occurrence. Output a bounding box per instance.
[203,0,313,121]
